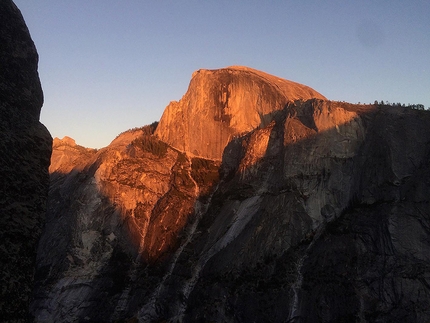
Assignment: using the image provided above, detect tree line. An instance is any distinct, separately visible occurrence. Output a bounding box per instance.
[372,100,426,110]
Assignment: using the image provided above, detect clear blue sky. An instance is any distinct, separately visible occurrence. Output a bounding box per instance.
[14,0,430,148]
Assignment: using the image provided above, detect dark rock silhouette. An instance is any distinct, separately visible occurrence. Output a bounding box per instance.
[0,1,52,321]
[33,68,430,322]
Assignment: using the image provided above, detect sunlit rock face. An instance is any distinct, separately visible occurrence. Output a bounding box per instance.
[0,1,52,321]
[33,67,430,322]
[49,136,97,174]
[32,125,220,321]
[155,66,326,160]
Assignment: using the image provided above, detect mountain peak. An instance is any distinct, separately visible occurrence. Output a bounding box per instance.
[50,136,97,174]
[156,66,326,160]
[53,136,76,147]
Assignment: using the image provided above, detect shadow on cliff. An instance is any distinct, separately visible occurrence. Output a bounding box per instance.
[34,137,221,321]
[180,99,430,322]
[139,99,388,321]
[34,99,430,322]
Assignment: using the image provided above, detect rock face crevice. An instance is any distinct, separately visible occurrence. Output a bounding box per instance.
[0,1,52,321]
[32,67,430,322]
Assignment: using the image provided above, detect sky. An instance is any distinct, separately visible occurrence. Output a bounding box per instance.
[14,0,430,148]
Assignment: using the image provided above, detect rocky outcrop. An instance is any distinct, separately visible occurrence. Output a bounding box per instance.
[155,66,326,160]
[0,1,52,321]
[33,67,430,322]
[31,125,220,321]
[49,136,97,174]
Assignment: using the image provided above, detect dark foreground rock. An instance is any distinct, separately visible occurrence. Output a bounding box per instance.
[33,68,430,323]
[0,1,52,321]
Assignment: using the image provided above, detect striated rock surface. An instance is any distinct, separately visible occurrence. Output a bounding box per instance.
[32,124,220,321]
[33,68,430,322]
[0,1,52,321]
[155,66,326,160]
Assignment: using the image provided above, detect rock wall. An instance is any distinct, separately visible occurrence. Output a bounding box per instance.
[155,66,326,160]
[32,67,430,322]
[0,1,52,321]
[31,126,220,321]
[170,100,430,322]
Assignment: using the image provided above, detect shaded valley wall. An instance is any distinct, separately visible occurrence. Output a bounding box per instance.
[0,1,52,321]
[174,101,430,323]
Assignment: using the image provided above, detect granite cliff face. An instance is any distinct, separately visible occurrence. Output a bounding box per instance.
[155,66,326,160]
[178,100,430,322]
[49,136,97,175]
[0,1,52,321]
[33,68,430,322]
[32,125,220,321]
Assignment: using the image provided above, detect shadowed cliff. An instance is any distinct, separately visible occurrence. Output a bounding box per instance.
[32,68,430,322]
[175,100,430,322]
[0,1,52,321]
